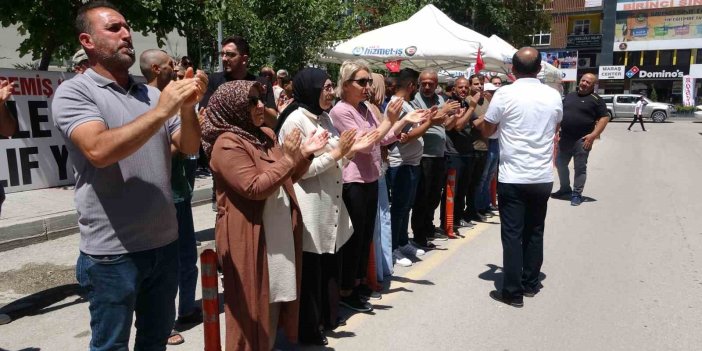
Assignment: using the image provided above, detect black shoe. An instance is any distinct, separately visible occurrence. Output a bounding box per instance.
[570,193,583,206]
[523,288,540,298]
[299,327,328,346]
[355,284,381,301]
[414,240,437,250]
[428,232,449,241]
[472,213,488,222]
[456,219,475,228]
[489,290,523,308]
[176,306,203,325]
[340,293,373,312]
[550,189,572,200]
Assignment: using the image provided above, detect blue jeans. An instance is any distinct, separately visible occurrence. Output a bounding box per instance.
[76,240,179,351]
[175,198,198,318]
[476,139,499,211]
[386,165,420,250]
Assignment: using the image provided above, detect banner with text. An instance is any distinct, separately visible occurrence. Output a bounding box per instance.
[614,7,702,51]
[540,50,578,69]
[616,0,702,11]
[682,75,696,106]
[0,69,76,193]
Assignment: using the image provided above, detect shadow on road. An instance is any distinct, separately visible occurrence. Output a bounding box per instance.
[0,348,41,351]
[478,264,547,291]
[389,275,434,286]
[551,195,598,203]
[0,283,85,324]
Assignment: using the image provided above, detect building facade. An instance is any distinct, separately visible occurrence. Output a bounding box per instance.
[600,0,702,104]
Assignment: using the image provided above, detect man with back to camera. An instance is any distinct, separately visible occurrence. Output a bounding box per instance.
[551,73,609,206]
[51,1,207,349]
[480,47,563,308]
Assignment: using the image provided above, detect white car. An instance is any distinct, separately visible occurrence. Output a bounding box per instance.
[695,105,702,120]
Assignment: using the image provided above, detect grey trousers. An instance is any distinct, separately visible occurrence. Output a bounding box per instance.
[556,137,590,195]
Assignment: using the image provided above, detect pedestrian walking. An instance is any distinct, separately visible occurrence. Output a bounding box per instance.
[480,47,563,308]
[551,73,610,206]
[628,96,647,131]
[52,1,206,349]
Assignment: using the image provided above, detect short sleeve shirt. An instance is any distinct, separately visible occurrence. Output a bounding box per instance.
[412,94,446,157]
[52,69,180,255]
[387,96,424,167]
[484,78,563,184]
[560,91,607,140]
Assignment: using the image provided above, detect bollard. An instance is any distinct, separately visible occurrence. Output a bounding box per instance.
[444,168,457,239]
[200,249,222,351]
[366,240,382,292]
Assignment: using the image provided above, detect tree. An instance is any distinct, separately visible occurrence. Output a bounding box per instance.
[0,0,216,70]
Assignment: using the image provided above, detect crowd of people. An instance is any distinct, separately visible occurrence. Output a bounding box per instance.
[0,1,611,350]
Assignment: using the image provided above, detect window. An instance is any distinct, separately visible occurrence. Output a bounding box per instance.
[614,52,626,65]
[573,19,591,35]
[677,49,691,67]
[629,51,641,65]
[696,49,702,64]
[602,96,613,104]
[529,31,551,46]
[616,96,636,104]
[659,50,673,66]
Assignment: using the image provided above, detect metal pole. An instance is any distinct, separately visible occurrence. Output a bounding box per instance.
[217,21,223,72]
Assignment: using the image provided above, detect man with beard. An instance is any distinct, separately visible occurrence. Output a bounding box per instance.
[200,35,277,128]
[410,69,460,246]
[52,1,207,349]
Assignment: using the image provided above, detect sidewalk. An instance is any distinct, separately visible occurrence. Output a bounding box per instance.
[0,172,214,252]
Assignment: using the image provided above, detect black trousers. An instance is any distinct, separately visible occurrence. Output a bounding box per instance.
[340,181,378,290]
[411,157,446,245]
[497,182,553,298]
[466,151,487,220]
[299,251,340,335]
[628,114,646,131]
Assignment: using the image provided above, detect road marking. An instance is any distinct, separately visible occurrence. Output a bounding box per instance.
[328,221,494,343]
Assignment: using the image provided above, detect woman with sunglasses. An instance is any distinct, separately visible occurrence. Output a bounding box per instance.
[277,68,377,345]
[329,60,426,312]
[202,80,328,350]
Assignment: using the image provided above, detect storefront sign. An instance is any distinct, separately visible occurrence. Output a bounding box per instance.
[614,8,702,51]
[539,50,578,69]
[599,65,626,80]
[566,34,603,48]
[616,0,702,11]
[0,69,76,193]
[682,75,696,106]
[624,65,689,79]
[586,0,603,7]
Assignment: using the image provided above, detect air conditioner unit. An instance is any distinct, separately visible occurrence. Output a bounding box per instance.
[577,58,591,68]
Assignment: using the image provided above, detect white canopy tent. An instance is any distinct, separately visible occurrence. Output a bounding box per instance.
[488,34,563,86]
[323,4,510,73]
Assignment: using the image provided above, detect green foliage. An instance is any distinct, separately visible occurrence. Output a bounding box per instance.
[650,85,658,102]
[0,0,550,72]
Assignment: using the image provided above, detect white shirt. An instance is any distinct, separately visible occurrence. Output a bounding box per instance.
[484,78,563,184]
[634,100,646,115]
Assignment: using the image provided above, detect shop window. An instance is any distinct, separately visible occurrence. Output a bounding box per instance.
[573,19,591,35]
[629,51,641,66]
[659,50,673,66]
[614,52,626,65]
[643,51,656,66]
[677,49,691,67]
[529,31,551,46]
[696,50,702,64]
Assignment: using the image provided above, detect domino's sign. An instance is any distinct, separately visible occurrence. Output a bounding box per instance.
[625,65,689,80]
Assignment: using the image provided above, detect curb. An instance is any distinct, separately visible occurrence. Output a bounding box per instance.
[0,186,213,253]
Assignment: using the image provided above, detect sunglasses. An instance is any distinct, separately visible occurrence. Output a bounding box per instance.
[349,78,373,87]
[248,96,261,106]
[220,51,238,59]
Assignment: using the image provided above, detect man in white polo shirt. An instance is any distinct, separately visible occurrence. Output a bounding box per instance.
[480,47,563,308]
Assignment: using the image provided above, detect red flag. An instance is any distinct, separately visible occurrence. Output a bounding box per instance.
[475,47,485,73]
[385,60,402,73]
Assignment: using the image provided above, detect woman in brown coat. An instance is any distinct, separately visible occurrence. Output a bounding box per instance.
[201,80,328,350]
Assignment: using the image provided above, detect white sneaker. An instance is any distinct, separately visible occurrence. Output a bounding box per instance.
[393,249,412,267]
[400,243,425,257]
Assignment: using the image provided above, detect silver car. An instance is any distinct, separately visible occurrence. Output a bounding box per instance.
[600,94,674,123]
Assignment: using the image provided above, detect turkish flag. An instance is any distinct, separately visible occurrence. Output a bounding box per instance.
[475,48,485,73]
[385,60,402,73]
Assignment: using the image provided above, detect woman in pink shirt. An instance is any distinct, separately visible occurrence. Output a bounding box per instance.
[329,60,424,312]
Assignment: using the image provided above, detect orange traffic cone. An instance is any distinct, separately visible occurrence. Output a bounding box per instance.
[445,168,457,239]
[366,240,382,291]
[200,249,222,351]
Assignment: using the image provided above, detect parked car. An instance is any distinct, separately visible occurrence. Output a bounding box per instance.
[600,94,674,123]
[695,105,702,120]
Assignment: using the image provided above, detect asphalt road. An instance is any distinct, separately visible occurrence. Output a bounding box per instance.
[1,119,701,350]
